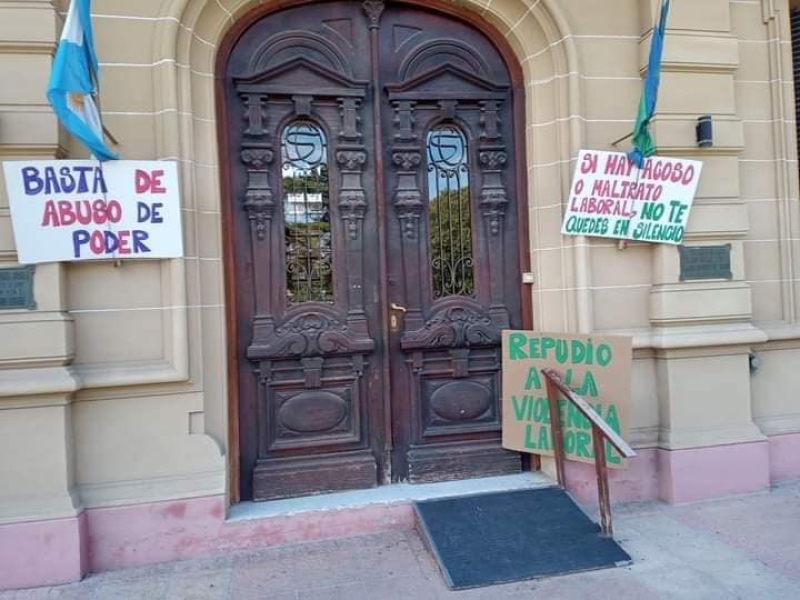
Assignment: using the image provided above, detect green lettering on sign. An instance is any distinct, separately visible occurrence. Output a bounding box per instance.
[605,405,621,433]
[575,431,592,458]
[524,424,537,449]
[512,395,527,421]
[538,425,552,451]
[524,367,542,390]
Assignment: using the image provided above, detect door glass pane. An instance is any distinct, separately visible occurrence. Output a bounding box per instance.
[426,125,475,298]
[282,121,333,304]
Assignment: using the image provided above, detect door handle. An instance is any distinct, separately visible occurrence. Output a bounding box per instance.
[390,303,407,332]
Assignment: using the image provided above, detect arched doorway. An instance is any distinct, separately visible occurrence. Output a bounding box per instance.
[220,0,529,501]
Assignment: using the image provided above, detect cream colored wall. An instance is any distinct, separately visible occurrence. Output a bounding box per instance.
[733,0,800,439]
[0,0,799,523]
[0,0,76,524]
[0,0,225,521]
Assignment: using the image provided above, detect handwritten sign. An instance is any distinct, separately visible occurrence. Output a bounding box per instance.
[501,331,632,468]
[561,150,703,245]
[2,160,183,264]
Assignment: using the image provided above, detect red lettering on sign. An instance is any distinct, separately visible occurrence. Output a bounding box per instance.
[135,169,167,194]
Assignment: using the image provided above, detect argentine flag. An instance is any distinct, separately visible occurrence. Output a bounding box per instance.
[47,0,118,161]
[628,0,670,169]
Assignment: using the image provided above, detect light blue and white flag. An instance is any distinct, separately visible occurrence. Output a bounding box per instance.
[628,0,670,169]
[47,0,118,161]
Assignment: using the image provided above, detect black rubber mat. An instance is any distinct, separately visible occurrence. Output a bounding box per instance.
[414,487,632,589]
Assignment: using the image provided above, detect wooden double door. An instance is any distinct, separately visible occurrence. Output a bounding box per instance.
[223,0,526,501]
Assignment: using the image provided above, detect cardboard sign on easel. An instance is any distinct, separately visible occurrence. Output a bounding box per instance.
[501,331,633,467]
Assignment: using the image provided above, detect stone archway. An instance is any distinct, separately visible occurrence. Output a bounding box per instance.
[152,0,588,502]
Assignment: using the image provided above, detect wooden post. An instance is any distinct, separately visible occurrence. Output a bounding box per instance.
[592,426,613,537]
[545,373,567,489]
[540,368,636,539]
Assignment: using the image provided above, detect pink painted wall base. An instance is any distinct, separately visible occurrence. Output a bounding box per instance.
[0,513,86,591]
[86,495,415,573]
[564,448,660,504]
[563,435,800,506]
[1,496,414,591]
[3,433,800,591]
[658,441,771,504]
[768,432,800,482]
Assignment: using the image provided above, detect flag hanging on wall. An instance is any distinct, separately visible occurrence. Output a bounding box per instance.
[628,0,670,168]
[47,0,118,161]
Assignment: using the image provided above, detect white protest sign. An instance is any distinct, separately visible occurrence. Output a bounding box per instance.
[561,150,703,245]
[2,160,183,264]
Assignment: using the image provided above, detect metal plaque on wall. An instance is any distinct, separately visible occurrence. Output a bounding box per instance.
[0,266,36,310]
[679,244,732,281]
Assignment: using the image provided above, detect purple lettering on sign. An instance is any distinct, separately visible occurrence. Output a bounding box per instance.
[21,165,108,196]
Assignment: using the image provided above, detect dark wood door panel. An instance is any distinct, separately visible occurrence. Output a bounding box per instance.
[225,1,525,501]
[252,353,377,500]
[226,1,383,501]
[381,4,522,482]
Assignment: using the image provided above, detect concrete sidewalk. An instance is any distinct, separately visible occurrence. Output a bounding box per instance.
[4,481,800,599]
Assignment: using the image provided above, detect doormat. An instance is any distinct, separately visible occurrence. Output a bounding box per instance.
[414,487,632,590]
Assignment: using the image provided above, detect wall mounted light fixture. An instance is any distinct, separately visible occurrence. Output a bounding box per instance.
[696,115,713,148]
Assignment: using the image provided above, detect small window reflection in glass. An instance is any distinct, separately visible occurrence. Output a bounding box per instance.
[282,122,333,304]
[427,125,475,298]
